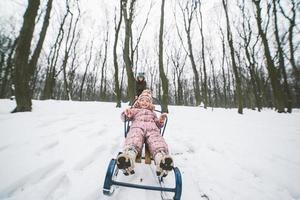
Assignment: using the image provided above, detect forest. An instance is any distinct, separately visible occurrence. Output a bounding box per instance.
[0,0,299,114]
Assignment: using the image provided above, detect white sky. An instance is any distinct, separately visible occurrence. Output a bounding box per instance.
[0,0,298,83]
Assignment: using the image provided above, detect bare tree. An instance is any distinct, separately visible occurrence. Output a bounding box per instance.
[252,0,285,112]
[196,2,208,108]
[29,0,53,97]
[278,0,300,108]
[86,47,100,101]
[61,0,80,100]
[149,61,157,92]
[208,47,219,107]
[12,0,41,112]
[42,3,70,100]
[170,45,187,105]
[272,0,292,112]
[222,0,243,114]
[122,0,136,102]
[158,0,169,112]
[0,37,17,98]
[132,1,154,75]
[79,40,93,101]
[68,33,80,98]
[113,0,123,107]
[237,0,262,111]
[177,0,201,106]
[100,28,109,101]
[219,28,228,108]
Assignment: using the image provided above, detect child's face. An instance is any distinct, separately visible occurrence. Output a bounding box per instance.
[139,97,151,109]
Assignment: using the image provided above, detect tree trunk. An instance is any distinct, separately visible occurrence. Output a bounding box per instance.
[28,0,53,98]
[172,70,177,104]
[252,0,285,113]
[158,0,169,113]
[210,57,218,107]
[100,32,108,101]
[238,1,262,111]
[0,38,17,98]
[122,0,136,103]
[42,7,68,100]
[61,1,80,101]
[273,0,292,112]
[220,29,228,108]
[246,49,262,111]
[113,0,123,107]
[182,4,201,106]
[171,49,186,106]
[79,42,93,101]
[0,52,5,84]
[197,3,208,108]
[187,31,201,106]
[222,0,243,114]
[278,0,300,108]
[12,0,41,113]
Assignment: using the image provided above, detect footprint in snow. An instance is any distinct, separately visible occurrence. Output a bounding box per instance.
[0,144,10,152]
[187,147,195,153]
[110,140,123,155]
[207,145,223,154]
[43,173,70,200]
[40,140,59,152]
[36,116,68,128]
[82,189,102,200]
[62,125,78,133]
[87,128,107,139]
[0,160,64,199]
[73,145,107,171]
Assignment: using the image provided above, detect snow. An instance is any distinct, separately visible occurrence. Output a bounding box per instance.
[0,99,300,200]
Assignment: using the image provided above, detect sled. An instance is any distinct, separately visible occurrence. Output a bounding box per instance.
[103,98,182,200]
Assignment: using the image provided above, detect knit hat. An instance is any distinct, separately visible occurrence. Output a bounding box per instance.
[138,89,152,102]
[134,89,154,110]
[137,72,145,78]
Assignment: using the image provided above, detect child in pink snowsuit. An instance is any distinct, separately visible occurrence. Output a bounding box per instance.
[117,90,173,177]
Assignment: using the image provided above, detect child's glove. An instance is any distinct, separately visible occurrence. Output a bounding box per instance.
[159,113,167,124]
[124,108,133,118]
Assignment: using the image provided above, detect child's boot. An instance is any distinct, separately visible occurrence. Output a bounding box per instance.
[154,151,174,177]
[117,147,137,175]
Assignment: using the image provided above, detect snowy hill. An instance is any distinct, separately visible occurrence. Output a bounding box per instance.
[0,99,300,200]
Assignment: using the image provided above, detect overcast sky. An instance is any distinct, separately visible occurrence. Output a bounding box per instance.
[0,0,297,79]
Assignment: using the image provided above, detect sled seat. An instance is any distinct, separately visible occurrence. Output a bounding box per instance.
[135,144,152,164]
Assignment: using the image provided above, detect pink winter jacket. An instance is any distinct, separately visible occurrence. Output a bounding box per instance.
[121,108,164,130]
[121,108,169,156]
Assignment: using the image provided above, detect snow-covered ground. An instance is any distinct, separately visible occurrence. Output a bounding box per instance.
[0,99,299,200]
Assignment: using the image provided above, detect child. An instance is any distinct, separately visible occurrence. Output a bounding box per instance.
[117,89,173,177]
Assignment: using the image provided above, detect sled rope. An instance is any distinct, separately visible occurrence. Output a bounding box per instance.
[149,165,172,200]
[158,177,173,200]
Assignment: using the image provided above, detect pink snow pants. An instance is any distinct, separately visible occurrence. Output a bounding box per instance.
[125,126,169,157]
